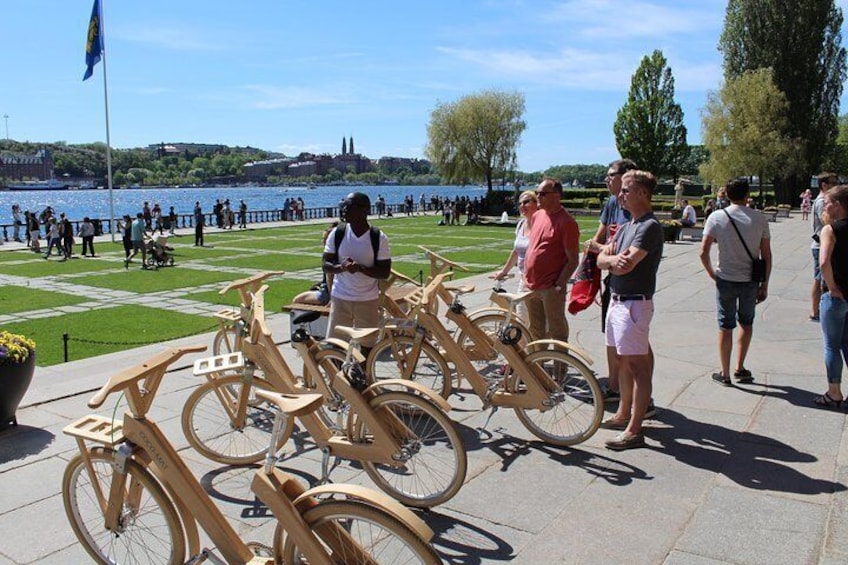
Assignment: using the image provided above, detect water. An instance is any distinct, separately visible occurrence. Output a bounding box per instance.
[0,185,490,223]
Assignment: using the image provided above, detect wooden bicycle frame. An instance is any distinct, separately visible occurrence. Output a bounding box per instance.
[66,346,432,565]
[404,274,559,410]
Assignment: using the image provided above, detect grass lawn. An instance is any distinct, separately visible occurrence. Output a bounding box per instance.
[0,214,602,366]
[4,304,215,366]
[0,285,88,314]
[74,267,240,293]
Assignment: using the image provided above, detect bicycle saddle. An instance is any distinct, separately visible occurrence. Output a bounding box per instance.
[292,310,322,325]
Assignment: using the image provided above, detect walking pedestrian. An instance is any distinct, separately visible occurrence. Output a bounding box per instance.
[811,173,838,321]
[194,202,204,247]
[79,217,96,257]
[125,213,148,268]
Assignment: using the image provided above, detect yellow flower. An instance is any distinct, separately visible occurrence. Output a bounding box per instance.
[0,331,36,365]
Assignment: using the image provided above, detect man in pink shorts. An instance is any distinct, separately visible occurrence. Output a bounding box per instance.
[597,170,664,450]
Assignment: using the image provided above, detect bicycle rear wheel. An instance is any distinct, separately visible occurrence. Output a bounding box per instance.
[454,313,531,381]
[63,446,185,564]
[181,375,291,465]
[274,500,440,564]
[212,326,238,356]
[308,346,353,431]
[511,349,603,446]
[366,335,452,398]
[355,391,466,508]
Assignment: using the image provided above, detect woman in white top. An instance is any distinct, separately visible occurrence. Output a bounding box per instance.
[493,190,539,318]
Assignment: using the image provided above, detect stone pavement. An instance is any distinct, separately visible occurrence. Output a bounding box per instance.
[2,211,847,564]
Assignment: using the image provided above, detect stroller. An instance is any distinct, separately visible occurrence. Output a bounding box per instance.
[145,235,175,269]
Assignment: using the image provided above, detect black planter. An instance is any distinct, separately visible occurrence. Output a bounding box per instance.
[662,226,681,243]
[0,353,36,430]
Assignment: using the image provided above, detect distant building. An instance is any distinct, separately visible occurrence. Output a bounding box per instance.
[0,148,54,180]
[242,157,293,180]
[377,156,431,174]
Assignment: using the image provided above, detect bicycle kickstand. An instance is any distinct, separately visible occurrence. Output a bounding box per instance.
[476,405,500,440]
[319,447,339,485]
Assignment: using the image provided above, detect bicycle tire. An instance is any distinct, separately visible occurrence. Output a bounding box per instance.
[366,335,452,399]
[212,326,239,356]
[354,391,466,508]
[307,346,354,432]
[454,313,532,381]
[63,446,186,565]
[181,374,292,465]
[511,349,603,446]
[274,500,441,564]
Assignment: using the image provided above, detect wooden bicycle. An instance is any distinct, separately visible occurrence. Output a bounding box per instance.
[368,272,604,446]
[62,345,441,564]
[182,284,467,508]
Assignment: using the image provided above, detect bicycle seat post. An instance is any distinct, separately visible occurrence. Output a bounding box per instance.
[264,410,289,474]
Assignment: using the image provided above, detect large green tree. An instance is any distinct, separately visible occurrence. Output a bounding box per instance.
[614,49,689,179]
[426,89,525,191]
[700,69,798,195]
[719,0,846,199]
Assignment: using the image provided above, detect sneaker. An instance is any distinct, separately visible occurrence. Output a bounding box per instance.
[603,387,621,404]
[711,372,732,387]
[644,400,657,419]
[605,432,645,451]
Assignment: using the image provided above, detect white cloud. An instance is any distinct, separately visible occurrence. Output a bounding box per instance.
[245,85,354,110]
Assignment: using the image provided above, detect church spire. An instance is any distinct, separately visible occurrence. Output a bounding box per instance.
[349,135,355,155]
[342,136,347,155]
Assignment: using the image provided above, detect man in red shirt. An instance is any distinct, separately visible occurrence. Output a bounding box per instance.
[524,178,580,342]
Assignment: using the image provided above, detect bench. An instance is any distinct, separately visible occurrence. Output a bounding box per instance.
[678,219,705,241]
[761,210,778,223]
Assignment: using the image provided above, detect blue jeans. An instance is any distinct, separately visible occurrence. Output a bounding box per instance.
[716,278,758,329]
[820,293,848,384]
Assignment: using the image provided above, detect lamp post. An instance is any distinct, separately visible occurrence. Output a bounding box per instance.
[2,114,7,140]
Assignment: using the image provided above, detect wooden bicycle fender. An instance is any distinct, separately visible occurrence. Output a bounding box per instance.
[294,484,434,542]
[364,379,451,413]
[525,339,594,366]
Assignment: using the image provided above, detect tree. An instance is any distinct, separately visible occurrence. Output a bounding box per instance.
[614,49,689,179]
[426,89,525,191]
[719,0,847,199]
[700,69,798,198]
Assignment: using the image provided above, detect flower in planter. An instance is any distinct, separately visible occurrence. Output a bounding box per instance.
[659,219,683,227]
[0,331,36,365]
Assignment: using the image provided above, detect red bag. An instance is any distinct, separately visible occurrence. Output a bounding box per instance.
[568,251,600,314]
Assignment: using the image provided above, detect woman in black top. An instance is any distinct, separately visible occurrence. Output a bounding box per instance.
[816,184,848,407]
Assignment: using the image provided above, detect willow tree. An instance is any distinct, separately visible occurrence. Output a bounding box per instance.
[719,0,846,200]
[614,49,689,178]
[700,68,798,198]
[426,90,525,191]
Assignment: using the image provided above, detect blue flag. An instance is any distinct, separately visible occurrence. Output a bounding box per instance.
[83,0,103,81]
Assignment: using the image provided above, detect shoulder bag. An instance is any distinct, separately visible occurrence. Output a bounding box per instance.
[723,210,766,283]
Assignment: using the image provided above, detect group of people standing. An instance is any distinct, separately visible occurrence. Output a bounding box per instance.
[10,204,99,261]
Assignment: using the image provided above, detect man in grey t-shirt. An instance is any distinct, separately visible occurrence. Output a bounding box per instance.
[597,170,663,451]
[810,172,837,320]
[699,178,772,386]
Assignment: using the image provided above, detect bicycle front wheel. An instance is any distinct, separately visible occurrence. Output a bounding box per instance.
[366,335,452,398]
[63,446,185,564]
[274,500,441,564]
[511,349,603,446]
[355,392,466,508]
[181,374,292,465]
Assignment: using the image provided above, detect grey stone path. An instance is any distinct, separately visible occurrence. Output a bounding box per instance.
[2,211,847,564]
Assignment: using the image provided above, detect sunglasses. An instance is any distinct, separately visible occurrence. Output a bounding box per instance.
[605,172,623,181]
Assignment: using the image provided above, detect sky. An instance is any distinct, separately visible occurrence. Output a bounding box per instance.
[3,0,847,172]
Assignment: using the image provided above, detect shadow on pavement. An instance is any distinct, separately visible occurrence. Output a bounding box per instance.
[424,508,515,564]
[0,425,55,464]
[649,408,847,495]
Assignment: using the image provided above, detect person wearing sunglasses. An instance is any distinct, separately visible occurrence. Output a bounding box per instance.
[493,190,540,319]
[597,170,664,450]
[523,178,580,343]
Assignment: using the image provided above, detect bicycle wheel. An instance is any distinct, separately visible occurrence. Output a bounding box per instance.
[307,346,353,431]
[181,374,292,465]
[355,392,466,508]
[454,313,531,380]
[511,349,603,446]
[366,335,452,398]
[212,326,239,356]
[63,446,185,565]
[274,500,440,564]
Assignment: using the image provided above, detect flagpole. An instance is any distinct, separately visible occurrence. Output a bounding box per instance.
[99,0,116,242]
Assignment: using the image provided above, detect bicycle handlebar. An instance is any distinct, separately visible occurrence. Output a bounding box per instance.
[88,345,208,409]
[219,271,285,295]
[418,246,470,273]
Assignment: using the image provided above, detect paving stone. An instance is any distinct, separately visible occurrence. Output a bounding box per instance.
[0,455,67,514]
[0,494,80,564]
[663,550,734,564]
